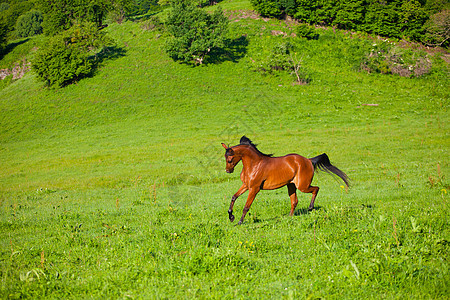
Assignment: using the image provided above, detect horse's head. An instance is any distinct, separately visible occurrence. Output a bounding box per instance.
[221,143,240,173]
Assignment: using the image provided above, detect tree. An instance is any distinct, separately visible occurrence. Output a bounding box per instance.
[109,0,135,23]
[333,0,366,30]
[38,0,133,36]
[250,0,283,18]
[398,0,428,41]
[424,9,450,46]
[0,19,7,54]
[165,0,229,64]
[0,0,34,35]
[32,22,113,87]
[15,9,43,38]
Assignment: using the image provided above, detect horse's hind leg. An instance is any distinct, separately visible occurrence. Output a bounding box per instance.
[295,176,319,211]
[287,183,298,216]
[300,185,319,211]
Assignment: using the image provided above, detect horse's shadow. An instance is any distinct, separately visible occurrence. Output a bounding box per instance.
[243,205,324,226]
[294,205,323,216]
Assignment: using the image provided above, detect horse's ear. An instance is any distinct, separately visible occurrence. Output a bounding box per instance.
[221,143,228,149]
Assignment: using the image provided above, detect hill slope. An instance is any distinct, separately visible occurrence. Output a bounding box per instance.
[0,1,448,298]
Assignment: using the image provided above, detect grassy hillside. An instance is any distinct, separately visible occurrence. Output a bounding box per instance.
[0,0,448,298]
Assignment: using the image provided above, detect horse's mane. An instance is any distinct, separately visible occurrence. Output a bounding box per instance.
[239,136,273,157]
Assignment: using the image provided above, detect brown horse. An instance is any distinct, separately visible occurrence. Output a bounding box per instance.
[221,136,349,224]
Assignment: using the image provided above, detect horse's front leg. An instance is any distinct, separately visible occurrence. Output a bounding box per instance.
[229,184,248,222]
[238,188,259,225]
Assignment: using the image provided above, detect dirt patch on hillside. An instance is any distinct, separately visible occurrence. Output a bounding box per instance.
[0,58,31,80]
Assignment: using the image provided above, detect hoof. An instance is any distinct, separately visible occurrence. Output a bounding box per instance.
[308,207,314,212]
[229,214,235,222]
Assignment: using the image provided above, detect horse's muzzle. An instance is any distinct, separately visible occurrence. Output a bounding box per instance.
[226,169,234,173]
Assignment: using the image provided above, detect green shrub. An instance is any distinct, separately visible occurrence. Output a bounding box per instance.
[0,19,7,54]
[128,0,160,16]
[140,15,164,31]
[251,0,297,18]
[294,0,337,25]
[264,42,294,72]
[295,23,318,40]
[165,1,228,64]
[423,9,450,47]
[0,0,34,35]
[0,3,9,13]
[252,0,444,47]
[251,0,282,18]
[14,9,43,38]
[39,0,116,36]
[333,0,365,30]
[254,41,311,84]
[32,22,112,87]
[398,0,428,41]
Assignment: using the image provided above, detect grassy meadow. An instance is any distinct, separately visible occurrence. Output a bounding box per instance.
[0,1,449,298]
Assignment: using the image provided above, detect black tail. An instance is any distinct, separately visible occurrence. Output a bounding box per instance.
[309,153,349,187]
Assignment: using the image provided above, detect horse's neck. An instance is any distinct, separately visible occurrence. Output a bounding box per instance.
[238,146,264,167]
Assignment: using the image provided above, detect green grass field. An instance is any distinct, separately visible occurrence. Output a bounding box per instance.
[0,1,449,298]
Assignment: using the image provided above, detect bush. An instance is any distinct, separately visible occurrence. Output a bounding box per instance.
[296,23,319,40]
[251,0,297,18]
[140,15,164,31]
[333,0,365,30]
[0,20,7,54]
[0,0,34,35]
[252,0,446,47]
[398,0,428,41]
[165,1,228,64]
[423,9,450,47]
[250,0,283,18]
[32,22,113,87]
[294,0,337,25]
[254,41,311,84]
[14,9,43,38]
[39,0,115,36]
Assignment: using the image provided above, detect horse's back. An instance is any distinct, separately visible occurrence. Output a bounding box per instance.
[281,153,313,169]
[258,153,313,189]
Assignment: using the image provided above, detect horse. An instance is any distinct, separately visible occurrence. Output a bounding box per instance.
[221,136,349,224]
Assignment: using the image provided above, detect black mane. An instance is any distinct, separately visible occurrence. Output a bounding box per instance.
[239,136,273,157]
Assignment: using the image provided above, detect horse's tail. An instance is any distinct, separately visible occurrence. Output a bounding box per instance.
[309,153,349,187]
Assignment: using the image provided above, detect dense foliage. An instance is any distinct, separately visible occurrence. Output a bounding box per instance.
[14,9,43,38]
[0,0,34,28]
[251,0,450,46]
[165,1,229,64]
[0,19,7,53]
[423,8,450,46]
[32,22,113,87]
[128,0,159,15]
[38,0,105,36]
[37,0,136,36]
[0,0,34,37]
